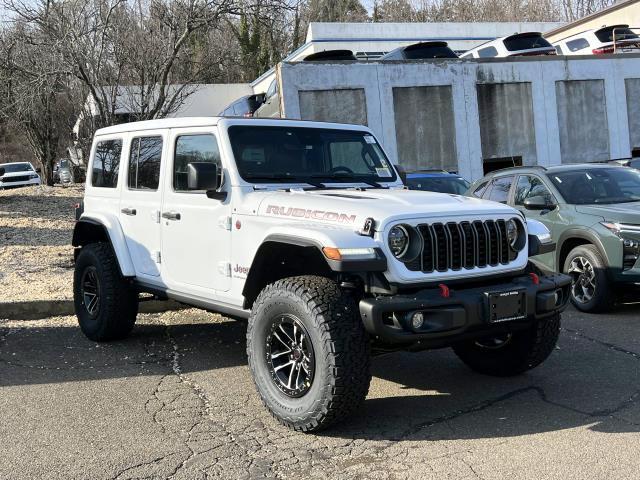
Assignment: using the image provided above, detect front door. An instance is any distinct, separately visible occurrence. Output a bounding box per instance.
[160,128,232,292]
[119,131,165,278]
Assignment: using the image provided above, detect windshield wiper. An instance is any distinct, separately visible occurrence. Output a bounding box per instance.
[310,174,388,189]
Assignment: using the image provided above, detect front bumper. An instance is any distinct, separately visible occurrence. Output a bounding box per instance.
[359,273,571,347]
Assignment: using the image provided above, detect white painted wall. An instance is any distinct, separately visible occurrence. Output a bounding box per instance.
[279,55,640,181]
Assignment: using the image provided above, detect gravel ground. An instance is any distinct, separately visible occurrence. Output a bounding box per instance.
[0,185,83,302]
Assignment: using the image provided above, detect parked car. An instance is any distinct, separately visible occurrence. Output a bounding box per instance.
[53,159,73,184]
[219,93,266,118]
[254,50,357,118]
[72,116,568,431]
[0,162,41,189]
[461,32,556,58]
[607,158,640,169]
[403,170,470,194]
[552,25,640,56]
[380,41,458,60]
[467,164,640,312]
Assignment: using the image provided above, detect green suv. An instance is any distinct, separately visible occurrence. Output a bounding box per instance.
[467,164,640,312]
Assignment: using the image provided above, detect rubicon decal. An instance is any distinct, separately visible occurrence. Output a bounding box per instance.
[266,205,357,224]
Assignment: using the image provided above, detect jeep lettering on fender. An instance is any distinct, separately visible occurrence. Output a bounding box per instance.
[72,117,571,432]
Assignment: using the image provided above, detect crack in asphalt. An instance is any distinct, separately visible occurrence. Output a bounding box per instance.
[562,327,640,361]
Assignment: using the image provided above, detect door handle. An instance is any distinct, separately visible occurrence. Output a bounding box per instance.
[121,207,137,216]
[162,211,181,221]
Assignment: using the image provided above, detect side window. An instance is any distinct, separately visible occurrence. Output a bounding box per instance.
[478,46,498,58]
[128,136,163,190]
[487,176,514,203]
[266,79,277,99]
[555,44,564,55]
[173,134,221,192]
[473,181,489,197]
[514,175,553,205]
[567,38,590,52]
[91,139,122,188]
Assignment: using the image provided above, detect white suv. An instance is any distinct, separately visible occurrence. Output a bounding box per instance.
[461,32,556,58]
[72,117,570,431]
[552,25,640,56]
[0,162,41,189]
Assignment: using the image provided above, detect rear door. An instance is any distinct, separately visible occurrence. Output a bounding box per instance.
[160,127,232,293]
[119,131,165,278]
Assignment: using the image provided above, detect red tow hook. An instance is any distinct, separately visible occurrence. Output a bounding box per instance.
[529,272,540,285]
[438,283,450,298]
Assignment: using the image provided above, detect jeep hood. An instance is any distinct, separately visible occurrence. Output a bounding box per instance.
[253,188,518,228]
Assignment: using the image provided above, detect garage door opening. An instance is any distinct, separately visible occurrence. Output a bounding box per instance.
[483,156,522,174]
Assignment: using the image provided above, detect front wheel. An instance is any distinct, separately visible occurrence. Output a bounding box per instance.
[563,244,613,313]
[453,313,560,377]
[247,275,371,432]
[73,242,138,341]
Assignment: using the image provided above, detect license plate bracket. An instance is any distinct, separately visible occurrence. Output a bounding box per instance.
[486,290,527,323]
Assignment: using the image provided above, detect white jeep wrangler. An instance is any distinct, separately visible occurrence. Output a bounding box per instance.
[73,117,570,432]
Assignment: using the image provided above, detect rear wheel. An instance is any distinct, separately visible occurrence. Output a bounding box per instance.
[247,275,371,432]
[453,313,560,377]
[563,244,613,313]
[74,242,138,341]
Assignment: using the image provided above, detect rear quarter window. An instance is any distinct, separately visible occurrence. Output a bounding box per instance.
[566,38,590,52]
[503,35,552,52]
[91,139,122,188]
[478,46,498,58]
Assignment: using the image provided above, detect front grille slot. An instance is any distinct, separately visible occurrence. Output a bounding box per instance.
[2,175,30,183]
[407,219,512,273]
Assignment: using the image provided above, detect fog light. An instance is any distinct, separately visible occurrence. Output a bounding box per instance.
[411,312,424,330]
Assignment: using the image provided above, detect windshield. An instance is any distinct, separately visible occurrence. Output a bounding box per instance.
[228,126,397,185]
[549,168,640,204]
[406,176,470,194]
[1,163,33,173]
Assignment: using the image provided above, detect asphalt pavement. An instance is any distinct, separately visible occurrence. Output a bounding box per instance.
[1,305,639,480]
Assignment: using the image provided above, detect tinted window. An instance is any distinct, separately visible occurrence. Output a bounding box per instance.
[504,35,552,52]
[555,45,564,55]
[91,139,122,188]
[128,136,162,190]
[173,135,221,192]
[266,80,277,99]
[595,27,638,43]
[473,181,489,197]
[403,45,458,59]
[549,168,640,204]
[228,126,397,184]
[478,46,498,58]
[405,176,470,194]
[514,175,553,206]
[566,38,590,52]
[2,163,33,173]
[486,176,514,203]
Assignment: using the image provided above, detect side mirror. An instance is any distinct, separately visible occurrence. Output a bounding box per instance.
[36,167,42,174]
[524,196,555,210]
[187,162,226,200]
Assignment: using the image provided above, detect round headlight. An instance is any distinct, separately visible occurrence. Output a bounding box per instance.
[388,225,409,258]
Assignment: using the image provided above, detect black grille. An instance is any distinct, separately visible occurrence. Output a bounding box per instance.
[2,175,31,183]
[407,220,512,272]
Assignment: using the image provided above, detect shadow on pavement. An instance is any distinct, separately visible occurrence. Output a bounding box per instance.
[1,312,640,441]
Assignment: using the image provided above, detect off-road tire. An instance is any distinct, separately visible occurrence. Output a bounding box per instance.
[563,244,613,313]
[247,275,371,432]
[74,242,138,341]
[453,312,560,377]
